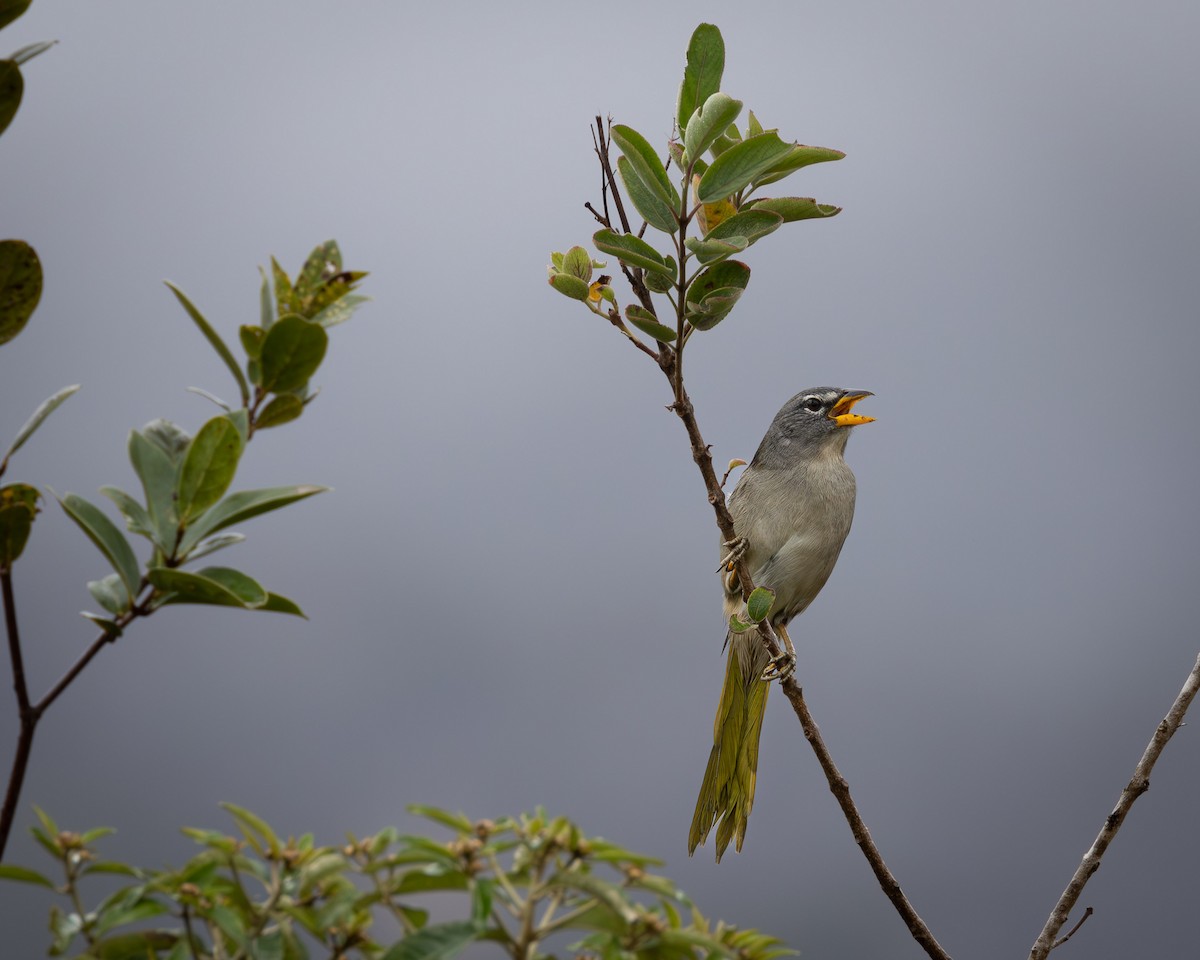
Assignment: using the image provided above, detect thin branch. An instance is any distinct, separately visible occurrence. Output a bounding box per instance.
[778,680,952,960]
[1028,652,1200,960]
[1052,906,1092,950]
[0,569,35,862]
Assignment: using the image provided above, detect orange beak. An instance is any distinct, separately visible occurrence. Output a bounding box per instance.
[829,390,875,428]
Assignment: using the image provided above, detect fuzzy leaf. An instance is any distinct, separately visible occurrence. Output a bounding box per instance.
[548,273,590,301]
[58,493,141,598]
[177,485,327,555]
[742,196,842,222]
[616,155,678,234]
[697,132,796,203]
[610,124,680,217]
[2,384,79,467]
[592,230,674,278]
[683,92,742,166]
[625,305,676,342]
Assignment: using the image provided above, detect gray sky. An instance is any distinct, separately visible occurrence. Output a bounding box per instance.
[2,2,1198,957]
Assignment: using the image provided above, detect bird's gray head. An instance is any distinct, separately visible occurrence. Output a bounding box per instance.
[750,387,875,468]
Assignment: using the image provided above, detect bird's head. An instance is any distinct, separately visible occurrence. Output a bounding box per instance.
[753,387,875,466]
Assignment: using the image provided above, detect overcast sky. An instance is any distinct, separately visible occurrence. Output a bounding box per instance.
[2,2,1198,958]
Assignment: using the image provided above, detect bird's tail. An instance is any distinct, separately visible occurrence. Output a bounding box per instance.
[688,631,771,861]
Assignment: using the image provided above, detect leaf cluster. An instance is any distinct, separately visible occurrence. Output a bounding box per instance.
[1,804,796,960]
[548,23,843,343]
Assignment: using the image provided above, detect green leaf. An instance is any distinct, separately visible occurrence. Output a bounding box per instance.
[686,260,751,331]
[728,614,752,634]
[260,592,305,617]
[610,125,680,218]
[88,573,130,616]
[548,273,590,301]
[0,863,54,888]
[58,493,141,598]
[177,484,327,555]
[239,325,264,359]
[128,428,182,553]
[310,291,368,328]
[94,899,169,936]
[143,418,191,463]
[751,144,846,188]
[747,110,764,138]
[272,256,297,316]
[676,23,725,134]
[697,132,797,203]
[99,486,155,542]
[703,209,783,247]
[381,920,481,960]
[0,239,42,345]
[746,587,775,622]
[684,235,748,266]
[259,315,328,394]
[643,269,675,294]
[561,246,593,283]
[407,804,474,834]
[0,0,32,31]
[177,416,244,523]
[0,60,22,138]
[295,240,342,302]
[186,532,245,561]
[150,566,267,610]
[0,482,39,570]
[258,266,275,329]
[2,384,80,468]
[592,230,674,278]
[615,155,678,234]
[81,612,122,636]
[254,394,304,430]
[624,305,676,342]
[165,281,251,406]
[11,40,56,66]
[683,92,743,166]
[221,802,281,857]
[743,196,842,222]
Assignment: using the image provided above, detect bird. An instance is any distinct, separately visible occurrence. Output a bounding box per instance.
[688,387,874,861]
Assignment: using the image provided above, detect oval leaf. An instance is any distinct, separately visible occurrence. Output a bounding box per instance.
[703,209,783,246]
[149,566,260,609]
[592,230,674,278]
[683,92,743,166]
[696,132,797,203]
[381,920,482,960]
[610,124,681,216]
[0,482,39,569]
[561,246,593,282]
[676,23,725,134]
[548,273,590,301]
[0,239,42,345]
[128,428,181,553]
[746,587,775,622]
[254,394,304,430]
[684,234,748,266]
[0,60,22,138]
[87,572,130,616]
[616,155,678,234]
[177,416,244,523]
[751,144,846,188]
[625,305,676,343]
[259,315,328,394]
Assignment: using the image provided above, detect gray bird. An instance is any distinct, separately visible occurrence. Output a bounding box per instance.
[688,387,874,860]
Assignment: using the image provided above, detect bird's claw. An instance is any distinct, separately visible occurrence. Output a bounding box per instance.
[760,652,797,683]
[717,536,749,573]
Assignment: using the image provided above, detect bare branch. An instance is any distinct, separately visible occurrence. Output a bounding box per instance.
[1028,652,1200,960]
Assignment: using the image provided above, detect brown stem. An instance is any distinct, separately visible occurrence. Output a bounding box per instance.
[1028,652,1200,960]
[0,569,35,862]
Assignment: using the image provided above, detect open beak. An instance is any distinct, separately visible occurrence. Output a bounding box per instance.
[829,390,875,428]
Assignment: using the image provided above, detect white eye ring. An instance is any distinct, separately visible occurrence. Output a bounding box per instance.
[802,396,823,413]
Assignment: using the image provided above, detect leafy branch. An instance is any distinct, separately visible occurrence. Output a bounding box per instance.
[0,240,369,861]
[0,804,796,960]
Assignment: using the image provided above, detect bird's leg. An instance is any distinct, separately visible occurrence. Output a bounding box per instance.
[717,536,749,573]
[760,622,797,682]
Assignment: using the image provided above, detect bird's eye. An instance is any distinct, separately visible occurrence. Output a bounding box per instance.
[803,397,823,413]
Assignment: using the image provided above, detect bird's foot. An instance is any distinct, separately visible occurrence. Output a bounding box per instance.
[760,652,797,683]
[717,536,749,573]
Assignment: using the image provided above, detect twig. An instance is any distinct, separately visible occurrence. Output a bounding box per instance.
[1052,906,1092,950]
[1028,652,1200,960]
